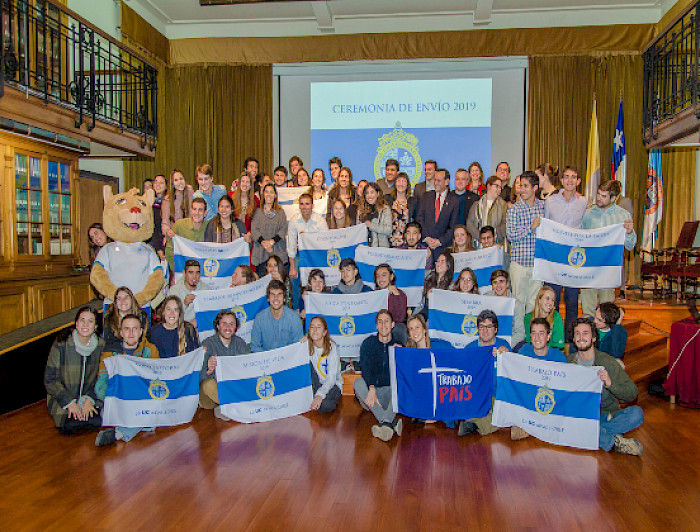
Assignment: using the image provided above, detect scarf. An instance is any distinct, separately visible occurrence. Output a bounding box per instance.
[73,330,98,357]
[336,278,366,294]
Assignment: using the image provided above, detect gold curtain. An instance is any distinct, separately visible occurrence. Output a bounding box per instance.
[123,65,273,192]
[120,3,169,65]
[658,148,696,248]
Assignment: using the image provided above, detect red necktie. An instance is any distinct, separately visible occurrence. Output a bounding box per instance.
[435,193,441,223]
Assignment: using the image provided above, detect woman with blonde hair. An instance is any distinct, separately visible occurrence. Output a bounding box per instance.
[467,162,486,196]
[230,171,259,234]
[149,295,199,358]
[327,198,353,229]
[448,225,473,254]
[524,286,565,349]
[308,168,327,201]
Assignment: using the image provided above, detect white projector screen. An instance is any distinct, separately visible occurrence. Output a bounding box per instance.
[275,59,527,188]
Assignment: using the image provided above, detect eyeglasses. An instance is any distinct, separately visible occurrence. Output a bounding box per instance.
[478,324,495,330]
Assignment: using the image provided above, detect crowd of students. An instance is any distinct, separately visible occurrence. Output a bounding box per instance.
[58,156,642,454]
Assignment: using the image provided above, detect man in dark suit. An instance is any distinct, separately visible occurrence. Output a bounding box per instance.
[417,169,459,262]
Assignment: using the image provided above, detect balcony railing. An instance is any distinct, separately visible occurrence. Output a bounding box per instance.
[643,1,700,143]
[0,0,157,149]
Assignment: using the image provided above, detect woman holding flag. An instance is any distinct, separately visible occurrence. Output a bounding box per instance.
[304,317,343,413]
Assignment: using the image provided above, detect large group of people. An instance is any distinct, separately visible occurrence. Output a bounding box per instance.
[65,156,642,454]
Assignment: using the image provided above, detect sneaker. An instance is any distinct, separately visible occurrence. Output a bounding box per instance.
[458,421,478,437]
[613,434,643,456]
[510,426,530,441]
[392,418,403,437]
[95,428,116,447]
[214,407,231,421]
[371,423,395,442]
[411,418,426,425]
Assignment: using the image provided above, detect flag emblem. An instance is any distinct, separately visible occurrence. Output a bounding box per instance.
[339,315,356,337]
[317,355,329,378]
[148,379,170,401]
[567,247,586,268]
[327,248,341,268]
[256,375,275,400]
[535,386,555,415]
[203,258,220,277]
[231,305,247,326]
[461,314,477,336]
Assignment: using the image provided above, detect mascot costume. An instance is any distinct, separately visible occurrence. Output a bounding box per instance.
[90,186,165,311]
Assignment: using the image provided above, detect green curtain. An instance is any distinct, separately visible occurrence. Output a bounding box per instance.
[124,64,273,192]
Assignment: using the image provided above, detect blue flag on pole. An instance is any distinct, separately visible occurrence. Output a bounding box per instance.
[216,342,313,423]
[193,275,271,344]
[452,246,504,294]
[354,245,426,306]
[389,346,494,421]
[492,352,603,450]
[102,348,205,428]
[428,289,515,348]
[173,236,250,290]
[298,225,368,286]
[533,218,626,288]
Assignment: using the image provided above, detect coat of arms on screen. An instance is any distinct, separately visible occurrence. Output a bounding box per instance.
[373,122,422,186]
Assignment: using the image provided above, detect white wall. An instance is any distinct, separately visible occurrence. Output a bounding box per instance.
[67,0,120,39]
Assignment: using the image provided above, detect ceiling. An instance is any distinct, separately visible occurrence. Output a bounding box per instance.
[126,0,675,40]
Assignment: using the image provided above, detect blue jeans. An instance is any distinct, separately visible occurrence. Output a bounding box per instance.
[599,406,644,451]
[545,282,579,340]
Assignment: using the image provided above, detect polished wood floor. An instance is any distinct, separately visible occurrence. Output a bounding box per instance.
[1,392,699,531]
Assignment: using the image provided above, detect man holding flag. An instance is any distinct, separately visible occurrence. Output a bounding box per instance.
[566,317,643,455]
[580,180,636,318]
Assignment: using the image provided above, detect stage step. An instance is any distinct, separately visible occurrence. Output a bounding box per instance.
[622,319,641,336]
[624,332,667,356]
[342,373,361,395]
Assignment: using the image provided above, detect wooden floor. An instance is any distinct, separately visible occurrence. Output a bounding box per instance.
[1,393,699,531]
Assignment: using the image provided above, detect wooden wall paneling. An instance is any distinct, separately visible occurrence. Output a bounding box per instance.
[0,290,28,335]
[68,278,93,309]
[33,283,66,321]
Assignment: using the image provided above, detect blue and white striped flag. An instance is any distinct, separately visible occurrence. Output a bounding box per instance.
[533,218,626,289]
[216,342,313,423]
[452,246,504,294]
[355,245,426,306]
[305,289,389,359]
[277,186,328,220]
[193,275,271,343]
[102,348,205,428]
[173,235,250,290]
[492,352,603,450]
[298,225,368,286]
[428,289,515,348]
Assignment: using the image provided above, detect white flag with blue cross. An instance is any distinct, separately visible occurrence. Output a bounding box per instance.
[193,275,271,344]
[297,225,368,286]
[355,245,426,306]
[216,342,313,423]
[102,348,205,428]
[428,289,515,348]
[304,289,389,359]
[532,218,626,289]
[492,352,604,450]
[173,235,250,290]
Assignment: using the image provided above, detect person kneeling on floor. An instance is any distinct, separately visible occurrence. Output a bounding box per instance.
[567,317,644,455]
[354,309,404,441]
[303,316,343,413]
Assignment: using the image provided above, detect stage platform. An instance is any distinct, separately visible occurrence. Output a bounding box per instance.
[0,393,698,531]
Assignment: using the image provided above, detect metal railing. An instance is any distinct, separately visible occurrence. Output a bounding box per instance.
[0,0,157,149]
[643,1,700,143]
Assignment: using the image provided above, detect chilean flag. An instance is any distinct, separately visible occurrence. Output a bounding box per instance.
[611,100,627,196]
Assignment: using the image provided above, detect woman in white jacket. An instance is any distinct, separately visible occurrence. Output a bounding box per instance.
[356,182,392,247]
[306,316,343,413]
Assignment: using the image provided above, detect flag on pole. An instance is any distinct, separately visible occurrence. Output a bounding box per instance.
[533,218,626,288]
[354,245,427,306]
[642,149,664,253]
[216,342,313,423]
[193,275,271,343]
[389,346,494,422]
[612,99,627,196]
[173,236,250,290]
[492,352,604,450]
[304,290,389,359]
[428,289,515,348]
[452,246,504,294]
[297,225,368,286]
[585,98,601,202]
[102,348,205,428]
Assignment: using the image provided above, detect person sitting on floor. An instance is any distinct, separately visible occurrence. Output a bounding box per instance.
[354,309,404,442]
[303,316,343,414]
[459,310,510,437]
[524,286,565,351]
[94,314,159,446]
[567,317,644,455]
[200,310,250,420]
[102,286,149,349]
[149,296,200,358]
[44,306,105,435]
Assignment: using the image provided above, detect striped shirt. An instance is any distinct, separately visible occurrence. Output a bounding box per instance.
[506,197,545,267]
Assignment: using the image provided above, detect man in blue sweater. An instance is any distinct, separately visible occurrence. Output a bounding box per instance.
[354,310,404,441]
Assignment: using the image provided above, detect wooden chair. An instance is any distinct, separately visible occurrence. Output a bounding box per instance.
[641,221,699,298]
